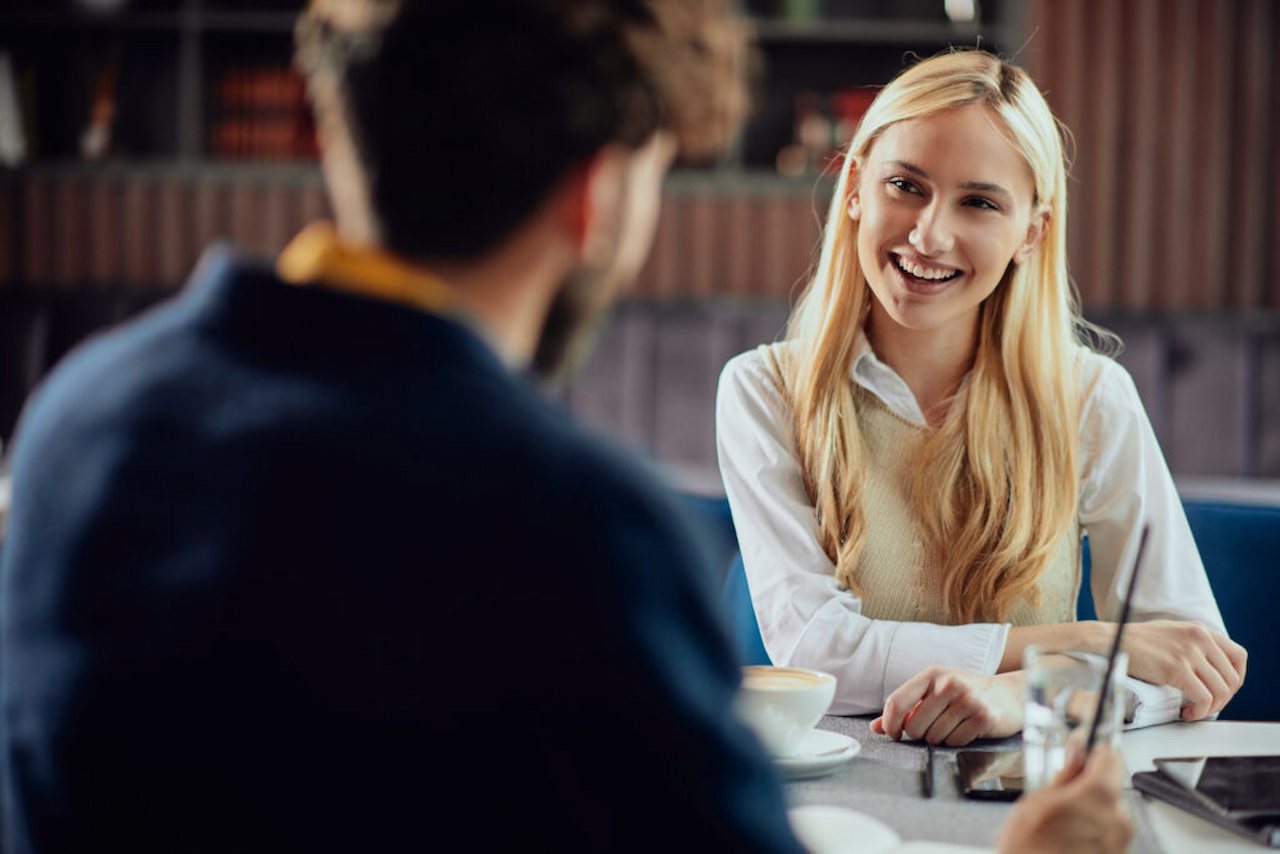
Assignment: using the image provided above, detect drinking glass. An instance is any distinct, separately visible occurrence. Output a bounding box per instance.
[1022,645,1127,790]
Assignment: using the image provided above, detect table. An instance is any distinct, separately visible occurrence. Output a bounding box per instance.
[786,716,1280,853]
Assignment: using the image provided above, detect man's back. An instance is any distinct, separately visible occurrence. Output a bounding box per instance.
[1,249,797,852]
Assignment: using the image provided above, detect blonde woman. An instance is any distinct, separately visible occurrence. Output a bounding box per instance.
[716,50,1246,747]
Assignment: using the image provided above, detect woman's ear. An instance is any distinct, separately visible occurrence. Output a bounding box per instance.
[1013,205,1051,265]
[846,161,863,222]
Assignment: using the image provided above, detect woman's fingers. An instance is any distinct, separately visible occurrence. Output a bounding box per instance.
[880,668,1022,744]
[880,673,932,740]
[1123,620,1249,715]
[1201,635,1240,689]
[1222,635,1248,682]
[921,702,970,745]
[1209,632,1247,689]
[942,716,988,747]
[903,680,963,740]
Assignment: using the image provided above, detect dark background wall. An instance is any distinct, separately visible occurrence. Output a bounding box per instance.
[0,0,1276,486]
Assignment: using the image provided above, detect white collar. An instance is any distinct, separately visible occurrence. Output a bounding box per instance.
[850,330,931,427]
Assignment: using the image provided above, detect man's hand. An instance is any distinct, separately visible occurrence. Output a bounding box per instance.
[870,667,1023,746]
[1120,620,1246,720]
[996,745,1133,854]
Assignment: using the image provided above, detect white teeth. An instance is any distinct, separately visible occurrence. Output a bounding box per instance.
[895,254,957,281]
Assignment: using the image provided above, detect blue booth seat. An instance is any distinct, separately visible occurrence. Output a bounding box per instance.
[711,498,1280,722]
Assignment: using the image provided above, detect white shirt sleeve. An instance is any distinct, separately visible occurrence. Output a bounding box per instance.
[1077,353,1227,727]
[715,350,1008,715]
[1077,355,1225,631]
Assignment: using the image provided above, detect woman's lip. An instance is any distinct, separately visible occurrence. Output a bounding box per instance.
[889,256,962,295]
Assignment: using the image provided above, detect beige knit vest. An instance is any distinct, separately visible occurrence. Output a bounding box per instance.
[850,386,1080,625]
[767,345,1080,626]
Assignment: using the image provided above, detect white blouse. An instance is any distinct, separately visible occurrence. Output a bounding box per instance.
[715,333,1226,719]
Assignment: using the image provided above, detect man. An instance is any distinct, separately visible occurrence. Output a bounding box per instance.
[1,1,1131,851]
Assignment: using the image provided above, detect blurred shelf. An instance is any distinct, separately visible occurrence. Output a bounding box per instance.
[3,161,843,195]
[0,8,297,33]
[199,10,296,33]
[666,168,835,195]
[0,9,185,31]
[5,159,322,182]
[750,17,989,46]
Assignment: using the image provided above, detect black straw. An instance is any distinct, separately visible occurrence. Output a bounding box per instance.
[1084,523,1150,752]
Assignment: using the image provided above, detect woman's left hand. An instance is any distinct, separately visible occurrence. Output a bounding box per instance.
[871,667,1025,746]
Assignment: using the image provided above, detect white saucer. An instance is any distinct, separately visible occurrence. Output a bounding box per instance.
[774,729,861,780]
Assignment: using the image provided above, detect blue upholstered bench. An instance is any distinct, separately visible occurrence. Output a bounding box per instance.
[680,494,1280,722]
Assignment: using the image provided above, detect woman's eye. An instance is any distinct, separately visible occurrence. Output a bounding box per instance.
[886,178,920,195]
[964,196,999,211]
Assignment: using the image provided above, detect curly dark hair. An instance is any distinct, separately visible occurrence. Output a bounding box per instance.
[296,0,750,260]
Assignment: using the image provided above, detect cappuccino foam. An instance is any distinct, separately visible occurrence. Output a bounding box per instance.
[741,666,832,691]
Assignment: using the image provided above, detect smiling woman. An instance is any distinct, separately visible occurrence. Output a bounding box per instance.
[716,50,1247,747]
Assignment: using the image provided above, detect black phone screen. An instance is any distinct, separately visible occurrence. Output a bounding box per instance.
[956,749,1025,800]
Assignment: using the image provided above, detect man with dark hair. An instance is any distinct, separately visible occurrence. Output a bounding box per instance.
[1,2,1130,851]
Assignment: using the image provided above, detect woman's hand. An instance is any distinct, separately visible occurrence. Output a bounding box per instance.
[1119,620,1247,720]
[996,744,1132,854]
[1005,619,1247,721]
[871,668,1024,746]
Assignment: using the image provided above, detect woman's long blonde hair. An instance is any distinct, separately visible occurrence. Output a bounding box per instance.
[784,50,1102,623]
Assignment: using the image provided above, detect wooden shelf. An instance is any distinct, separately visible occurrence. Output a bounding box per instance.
[4,161,840,196]
[0,9,185,31]
[750,17,990,46]
[0,8,297,34]
[199,10,297,33]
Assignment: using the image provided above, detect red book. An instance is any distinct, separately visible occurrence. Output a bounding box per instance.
[121,178,157,291]
[22,175,52,289]
[686,192,716,298]
[87,176,122,286]
[193,179,227,254]
[228,182,266,256]
[260,182,294,256]
[156,177,191,289]
[722,193,753,296]
[52,174,86,289]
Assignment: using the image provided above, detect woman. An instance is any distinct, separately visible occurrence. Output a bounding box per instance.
[716,50,1246,746]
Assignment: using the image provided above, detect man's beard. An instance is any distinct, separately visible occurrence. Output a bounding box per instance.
[531,175,631,384]
[529,262,616,384]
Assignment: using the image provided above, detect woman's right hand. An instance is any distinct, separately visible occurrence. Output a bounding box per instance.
[1118,620,1247,720]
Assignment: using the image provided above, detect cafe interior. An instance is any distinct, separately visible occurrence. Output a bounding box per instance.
[0,0,1277,851]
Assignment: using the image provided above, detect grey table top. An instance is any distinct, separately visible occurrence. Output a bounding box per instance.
[784,716,1162,853]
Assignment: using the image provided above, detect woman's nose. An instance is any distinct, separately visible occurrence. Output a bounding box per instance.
[908,202,955,256]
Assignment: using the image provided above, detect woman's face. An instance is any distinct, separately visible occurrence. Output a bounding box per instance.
[849,103,1048,340]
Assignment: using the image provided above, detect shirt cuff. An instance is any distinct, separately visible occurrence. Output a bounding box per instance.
[881,621,1008,704]
[1123,677,1184,729]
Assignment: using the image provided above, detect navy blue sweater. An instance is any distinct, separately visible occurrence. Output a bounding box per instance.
[1,247,801,852]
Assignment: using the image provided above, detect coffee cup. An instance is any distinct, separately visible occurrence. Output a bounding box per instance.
[736,665,837,758]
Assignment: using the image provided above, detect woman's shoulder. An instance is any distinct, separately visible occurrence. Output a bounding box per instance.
[1075,348,1142,409]
[717,342,797,427]
[719,342,792,392]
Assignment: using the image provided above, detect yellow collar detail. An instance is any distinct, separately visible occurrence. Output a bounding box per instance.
[276,222,455,316]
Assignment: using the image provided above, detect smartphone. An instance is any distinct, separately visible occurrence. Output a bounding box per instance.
[956,749,1025,800]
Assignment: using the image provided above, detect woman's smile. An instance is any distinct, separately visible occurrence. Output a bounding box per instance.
[888,251,963,294]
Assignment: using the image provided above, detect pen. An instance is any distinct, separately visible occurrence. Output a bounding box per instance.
[1085,523,1149,752]
[922,744,933,799]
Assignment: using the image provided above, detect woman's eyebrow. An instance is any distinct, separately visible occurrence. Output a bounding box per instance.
[959,180,1012,199]
[887,160,1012,199]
